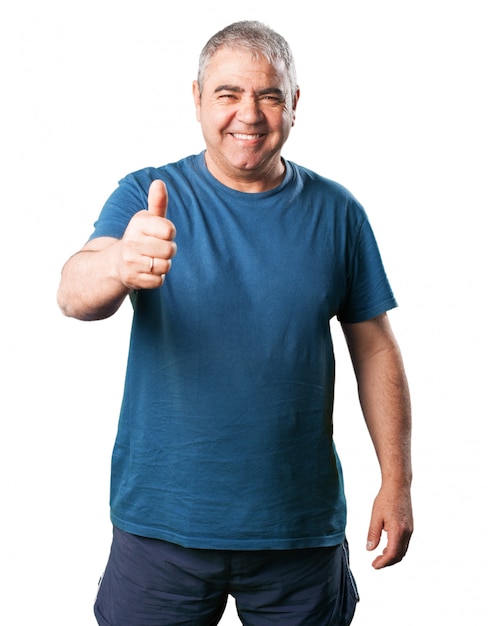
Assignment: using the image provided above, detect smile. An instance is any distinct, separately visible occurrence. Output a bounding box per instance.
[232,133,263,140]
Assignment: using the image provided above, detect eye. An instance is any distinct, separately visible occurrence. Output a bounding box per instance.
[259,94,284,105]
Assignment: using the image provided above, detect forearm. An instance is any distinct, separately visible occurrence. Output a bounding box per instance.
[355,341,412,488]
[342,314,412,487]
[57,240,130,321]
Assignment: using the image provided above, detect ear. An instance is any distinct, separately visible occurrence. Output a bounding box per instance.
[192,80,202,122]
[291,87,300,127]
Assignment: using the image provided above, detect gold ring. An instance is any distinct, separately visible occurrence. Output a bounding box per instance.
[149,257,154,273]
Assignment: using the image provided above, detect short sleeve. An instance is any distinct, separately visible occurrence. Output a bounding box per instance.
[337,215,397,323]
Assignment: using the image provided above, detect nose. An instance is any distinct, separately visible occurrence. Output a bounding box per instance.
[236,97,264,124]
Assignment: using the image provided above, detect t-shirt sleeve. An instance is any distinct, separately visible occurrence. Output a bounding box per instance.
[337,213,397,323]
[88,172,152,241]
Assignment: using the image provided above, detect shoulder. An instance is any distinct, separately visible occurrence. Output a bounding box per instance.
[285,161,367,227]
[120,154,199,191]
[286,161,362,203]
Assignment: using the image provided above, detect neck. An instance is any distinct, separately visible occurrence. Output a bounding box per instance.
[204,152,286,193]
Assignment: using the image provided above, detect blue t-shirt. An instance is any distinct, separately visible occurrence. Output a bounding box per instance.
[90,152,397,549]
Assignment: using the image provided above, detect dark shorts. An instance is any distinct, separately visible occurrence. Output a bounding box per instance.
[94,526,359,626]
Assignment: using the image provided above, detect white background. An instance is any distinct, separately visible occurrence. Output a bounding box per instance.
[1,1,486,624]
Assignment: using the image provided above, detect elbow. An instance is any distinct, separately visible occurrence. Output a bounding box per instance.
[56,284,95,321]
[57,290,85,320]
[57,287,123,321]
[56,285,72,318]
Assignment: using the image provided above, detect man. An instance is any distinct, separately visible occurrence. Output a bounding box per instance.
[58,20,413,626]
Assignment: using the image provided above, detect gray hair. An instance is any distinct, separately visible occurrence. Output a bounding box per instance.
[197,21,298,96]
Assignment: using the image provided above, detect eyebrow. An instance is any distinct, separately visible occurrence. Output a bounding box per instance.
[214,85,286,98]
[214,85,242,93]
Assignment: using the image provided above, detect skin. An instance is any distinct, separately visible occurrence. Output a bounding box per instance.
[57,44,413,568]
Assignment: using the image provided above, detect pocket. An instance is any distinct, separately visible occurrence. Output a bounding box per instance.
[342,539,360,603]
[94,569,106,604]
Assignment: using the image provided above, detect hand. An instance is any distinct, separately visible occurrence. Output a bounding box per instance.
[116,180,177,290]
[366,484,413,569]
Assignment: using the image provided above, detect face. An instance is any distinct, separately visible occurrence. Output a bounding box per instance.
[193,46,299,192]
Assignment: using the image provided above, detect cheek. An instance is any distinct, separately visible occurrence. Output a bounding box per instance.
[200,107,232,133]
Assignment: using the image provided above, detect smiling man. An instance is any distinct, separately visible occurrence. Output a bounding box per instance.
[58,21,413,626]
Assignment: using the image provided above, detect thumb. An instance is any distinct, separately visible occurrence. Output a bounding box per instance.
[366,522,382,552]
[147,179,168,218]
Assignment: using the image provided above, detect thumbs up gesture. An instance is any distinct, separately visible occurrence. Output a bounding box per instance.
[117,179,177,290]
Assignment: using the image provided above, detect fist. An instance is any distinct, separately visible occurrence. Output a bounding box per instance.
[117,180,177,289]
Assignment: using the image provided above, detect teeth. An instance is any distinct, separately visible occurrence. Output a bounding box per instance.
[233,134,261,140]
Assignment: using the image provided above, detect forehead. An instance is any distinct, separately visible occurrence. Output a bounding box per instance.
[203,46,289,90]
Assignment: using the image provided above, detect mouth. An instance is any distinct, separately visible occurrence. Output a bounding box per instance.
[231,133,264,141]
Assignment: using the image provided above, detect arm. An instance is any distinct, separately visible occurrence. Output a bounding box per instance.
[341,312,413,569]
[57,180,177,321]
